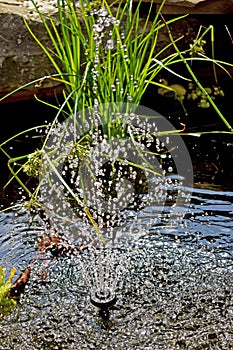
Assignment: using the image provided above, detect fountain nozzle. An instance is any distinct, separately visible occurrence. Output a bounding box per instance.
[90,288,117,309]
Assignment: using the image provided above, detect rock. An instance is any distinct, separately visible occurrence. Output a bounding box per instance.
[155,0,206,7]
[0,0,61,101]
[154,0,233,14]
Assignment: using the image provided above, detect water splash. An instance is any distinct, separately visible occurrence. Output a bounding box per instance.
[78,247,123,317]
[39,102,193,247]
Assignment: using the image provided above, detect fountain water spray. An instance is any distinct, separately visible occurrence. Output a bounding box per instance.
[39,102,193,316]
[39,102,193,244]
[79,246,123,318]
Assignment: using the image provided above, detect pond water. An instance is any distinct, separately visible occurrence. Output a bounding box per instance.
[0,181,232,349]
[0,94,233,349]
[0,89,233,349]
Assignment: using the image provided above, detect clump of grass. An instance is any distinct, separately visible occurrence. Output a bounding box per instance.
[24,0,178,111]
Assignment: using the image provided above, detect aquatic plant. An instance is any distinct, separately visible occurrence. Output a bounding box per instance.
[22,0,232,126]
[159,14,233,130]
[24,0,175,109]
[0,266,17,315]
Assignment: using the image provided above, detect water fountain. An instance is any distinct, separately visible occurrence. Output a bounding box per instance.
[35,102,193,316]
[75,244,122,319]
[88,250,119,319]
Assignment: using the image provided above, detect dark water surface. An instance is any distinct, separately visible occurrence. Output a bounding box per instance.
[0,182,232,349]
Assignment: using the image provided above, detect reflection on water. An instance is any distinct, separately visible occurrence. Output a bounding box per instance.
[0,185,232,349]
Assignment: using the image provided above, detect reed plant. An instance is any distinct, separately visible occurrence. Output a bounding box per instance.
[24,0,173,108]
[2,0,232,127]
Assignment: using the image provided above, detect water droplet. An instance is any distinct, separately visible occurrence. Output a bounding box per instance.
[106,39,114,50]
[98,8,108,17]
[93,24,104,32]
